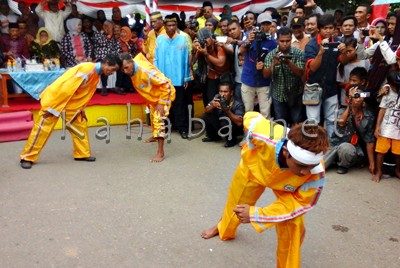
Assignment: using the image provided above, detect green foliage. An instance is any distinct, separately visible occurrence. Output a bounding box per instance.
[390,3,400,12]
[318,0,372,14]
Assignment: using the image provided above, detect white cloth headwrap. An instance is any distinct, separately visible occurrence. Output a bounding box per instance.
[66,18,82,36]
[286,140,324,166]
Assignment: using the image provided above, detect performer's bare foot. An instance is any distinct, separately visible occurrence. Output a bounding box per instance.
[144,136,156,143]
[150,152,164,163]
[201,225,219,239]
[372,172,382,182]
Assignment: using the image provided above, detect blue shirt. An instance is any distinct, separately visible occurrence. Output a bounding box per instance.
[241,37,277,87]
[154,33,191,87]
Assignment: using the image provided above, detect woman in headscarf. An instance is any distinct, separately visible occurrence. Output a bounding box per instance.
[61,18,92,67]
[205,18,218,34]
[29,27,60,62]
[118,26,135,55]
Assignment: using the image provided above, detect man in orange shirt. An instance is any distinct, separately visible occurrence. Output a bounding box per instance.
[201,112,329,268]
[121,52,175,162]
[143,11,166,64]
[20,54,121,169]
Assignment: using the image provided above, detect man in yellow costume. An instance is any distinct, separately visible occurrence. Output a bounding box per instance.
[120,52,175,163]
[20,54,121,169]
[144,11,166,64]
[201,112,329,268]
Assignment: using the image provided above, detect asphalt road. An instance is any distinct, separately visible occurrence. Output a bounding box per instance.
[1,126,399,267]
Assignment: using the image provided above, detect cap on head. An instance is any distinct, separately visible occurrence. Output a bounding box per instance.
[291,16,305,27]
[257,12,273,24]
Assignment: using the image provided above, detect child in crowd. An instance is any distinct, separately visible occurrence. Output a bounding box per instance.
[337,38,370,106]
[373,70,400,182]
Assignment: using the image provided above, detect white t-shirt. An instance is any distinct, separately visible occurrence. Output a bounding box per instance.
[379,88,400,140]
[337,60,370,105]
[35,4,71,43]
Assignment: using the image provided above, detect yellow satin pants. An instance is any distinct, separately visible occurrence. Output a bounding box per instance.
[217,166,305,268]
[20,110,91,162]
[149,104,170,138]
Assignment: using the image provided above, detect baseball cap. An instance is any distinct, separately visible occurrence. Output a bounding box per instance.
[257,12,273,24]
[291,17,305,28]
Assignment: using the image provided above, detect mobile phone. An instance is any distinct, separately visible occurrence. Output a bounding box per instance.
[216,36,228,44]
[361,29,369,36]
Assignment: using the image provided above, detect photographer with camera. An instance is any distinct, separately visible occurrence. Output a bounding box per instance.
[262,27,305,125]
[304,14,345,140]
[240,12,277,118]
[193,28,229,107]
[325,67,376,175]
[202,74,244,147]
[241,11,257,36]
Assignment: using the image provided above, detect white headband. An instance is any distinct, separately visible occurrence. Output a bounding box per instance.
[286,140,324,166]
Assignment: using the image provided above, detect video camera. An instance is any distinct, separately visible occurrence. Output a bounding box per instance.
[276,52,293,61]
[253,26,271,42]
[353,92,370,98]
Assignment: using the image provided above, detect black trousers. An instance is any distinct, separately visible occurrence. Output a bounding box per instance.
[203,77,219,106]
[116,70,134,92]
[170,86,189,132]
[203,110,243,141]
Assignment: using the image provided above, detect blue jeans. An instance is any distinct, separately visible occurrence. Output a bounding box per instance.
[272,97,304,125]
[305,95,338,139]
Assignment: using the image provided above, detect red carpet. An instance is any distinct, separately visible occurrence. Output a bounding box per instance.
[0,93,146,113]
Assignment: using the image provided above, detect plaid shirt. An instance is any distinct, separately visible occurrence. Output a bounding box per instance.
[264,47,304,102]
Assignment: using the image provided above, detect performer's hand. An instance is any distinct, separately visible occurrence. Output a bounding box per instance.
[155,104,164,117]
[233,204,250,223]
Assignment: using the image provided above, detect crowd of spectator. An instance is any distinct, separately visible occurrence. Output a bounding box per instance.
[1,0,400,181]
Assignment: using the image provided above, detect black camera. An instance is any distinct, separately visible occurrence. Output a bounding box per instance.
[361,29,370,36]
[197,37,206,48]
[188,20,199,30]
[323,42,340,49]
[215,94,229,110]
[253,27,270,41]
[278,53,293,61]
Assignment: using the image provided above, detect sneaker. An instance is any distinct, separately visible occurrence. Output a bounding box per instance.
[336,166,348,174]
[20,159,33,169]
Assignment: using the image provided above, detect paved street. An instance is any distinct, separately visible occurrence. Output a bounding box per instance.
[1,126,399,267]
